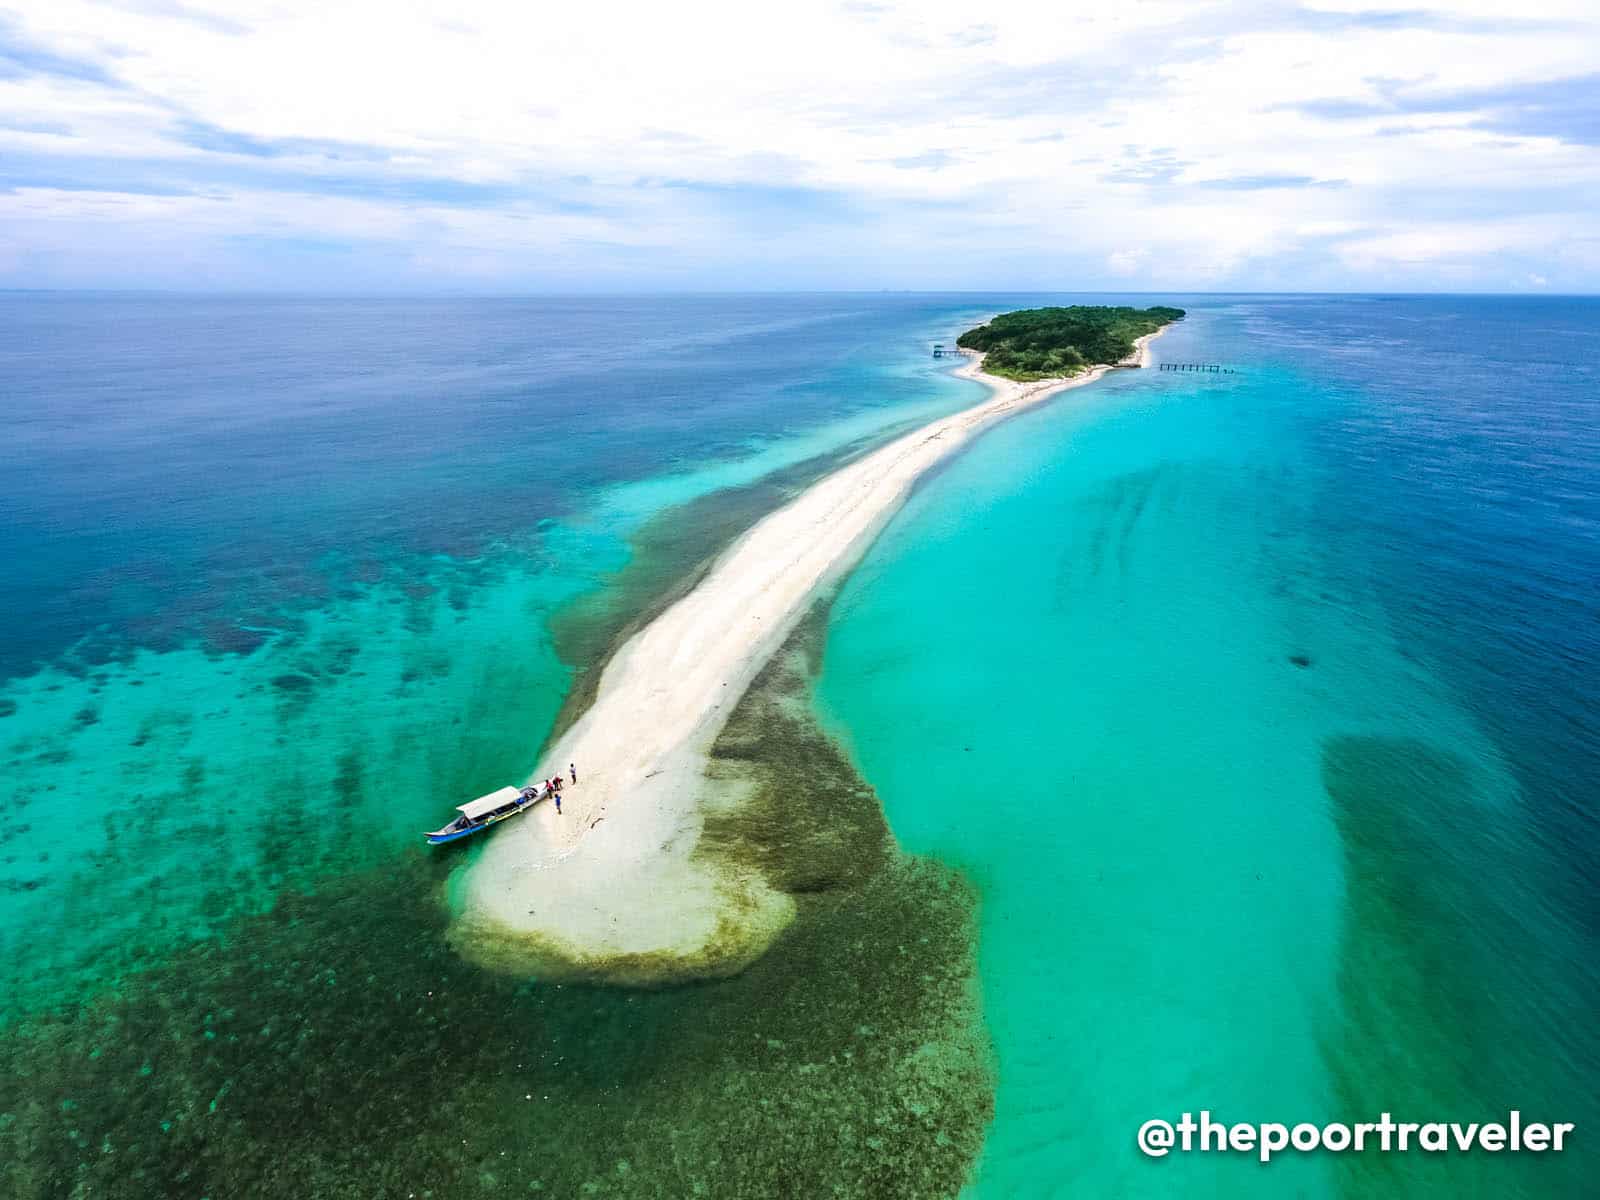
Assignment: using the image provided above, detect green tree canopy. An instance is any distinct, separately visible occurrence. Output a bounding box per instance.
[956,305,1185,381]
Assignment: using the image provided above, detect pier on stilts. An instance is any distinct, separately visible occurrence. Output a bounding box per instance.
[1158,362,1235,374]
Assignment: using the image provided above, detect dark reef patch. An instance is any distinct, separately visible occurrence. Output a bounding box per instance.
[199,621,270,658]
[0,601,994,1200]
[1319,735,1591,1200]
[701,605,892,895]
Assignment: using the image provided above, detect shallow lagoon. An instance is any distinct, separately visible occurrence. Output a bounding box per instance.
[817,297,1599,1196]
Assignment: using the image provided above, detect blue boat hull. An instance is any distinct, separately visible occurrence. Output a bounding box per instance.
[424,794,537,845]
[425,824,487,845]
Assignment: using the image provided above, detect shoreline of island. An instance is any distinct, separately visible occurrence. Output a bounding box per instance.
[448,323,1172,985]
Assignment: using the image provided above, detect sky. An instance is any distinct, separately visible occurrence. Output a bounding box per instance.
[1,0,1597,292]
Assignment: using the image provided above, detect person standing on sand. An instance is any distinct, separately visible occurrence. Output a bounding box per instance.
[570,762,577,784]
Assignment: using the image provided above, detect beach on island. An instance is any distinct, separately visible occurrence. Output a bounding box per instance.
[448,326,1170,984]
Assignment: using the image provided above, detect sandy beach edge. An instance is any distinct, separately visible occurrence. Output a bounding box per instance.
[447,323,1171,984]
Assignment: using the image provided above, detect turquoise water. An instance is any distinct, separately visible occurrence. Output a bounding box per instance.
[0,294,991,1016]
[816,298,1598,1196]
[3,294,1595,1195]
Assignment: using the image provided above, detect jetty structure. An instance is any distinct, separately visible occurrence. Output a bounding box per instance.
[449,306,1184,985]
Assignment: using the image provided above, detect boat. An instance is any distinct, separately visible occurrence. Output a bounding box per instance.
[425,784,542,845]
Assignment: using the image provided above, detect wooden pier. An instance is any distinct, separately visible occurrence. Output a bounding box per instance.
[1158,362,1235,373]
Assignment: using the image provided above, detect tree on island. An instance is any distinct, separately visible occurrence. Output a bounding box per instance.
[957,305,1185,381]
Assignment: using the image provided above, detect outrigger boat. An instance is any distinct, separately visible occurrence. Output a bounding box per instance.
[425,784,542,845]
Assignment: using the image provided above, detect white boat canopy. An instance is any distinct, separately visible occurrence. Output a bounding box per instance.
[458,786,524,821]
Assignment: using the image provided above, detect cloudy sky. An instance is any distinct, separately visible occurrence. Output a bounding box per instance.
[2,0,1597,291]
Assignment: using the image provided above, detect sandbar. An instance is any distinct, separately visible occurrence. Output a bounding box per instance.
[448,327,1168,983]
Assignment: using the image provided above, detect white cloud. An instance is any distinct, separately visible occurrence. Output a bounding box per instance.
[1106,248,1146,276]
[1,0,1597,288]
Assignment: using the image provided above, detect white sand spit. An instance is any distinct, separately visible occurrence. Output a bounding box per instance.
[449,327,1167,983]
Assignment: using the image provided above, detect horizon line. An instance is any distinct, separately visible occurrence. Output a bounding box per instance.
[3,287,1597,300]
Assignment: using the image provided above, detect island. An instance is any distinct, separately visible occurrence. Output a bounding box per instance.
[957,304,1186,380]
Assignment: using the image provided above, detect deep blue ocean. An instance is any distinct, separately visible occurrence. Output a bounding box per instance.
[1,293,1595,1197]
[0,293,996,681]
